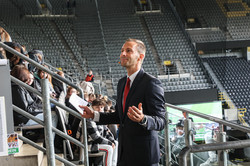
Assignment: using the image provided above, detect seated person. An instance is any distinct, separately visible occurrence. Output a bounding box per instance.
[76,99,118,166]
[85,70,94,82]
[171,119,185,156]
[28,50,44,73]
[0,27,11,42]
[26,72,42,105]
[65,86,81,139]
[52,71,66,98]
[200,127,219,166]
[88,93,96,103]
[171,119,208,166]
[11,65,58,130]
[104,100,118,140]
[36,66,56,99]
[4,42,25,69]
[79,80,95,94]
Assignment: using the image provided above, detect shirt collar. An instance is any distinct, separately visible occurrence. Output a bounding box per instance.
[127,69,140,87]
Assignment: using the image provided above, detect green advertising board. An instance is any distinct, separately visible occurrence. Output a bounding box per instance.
[167,101,223,141]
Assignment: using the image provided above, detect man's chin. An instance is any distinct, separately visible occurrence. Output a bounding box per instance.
[120,63,127,67]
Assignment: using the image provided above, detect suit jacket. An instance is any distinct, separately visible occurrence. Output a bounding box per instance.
[99,69,166,166]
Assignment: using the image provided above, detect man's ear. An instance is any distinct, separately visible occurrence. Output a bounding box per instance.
[139,54,145,61]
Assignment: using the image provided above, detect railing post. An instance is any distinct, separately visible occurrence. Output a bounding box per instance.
[165,112,171,166]
[184,115,193,166]
[79,89,89,166]
[218,124,227,166]
[42,79,56,166]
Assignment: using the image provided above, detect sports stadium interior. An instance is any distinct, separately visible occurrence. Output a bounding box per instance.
[1,0,250,165]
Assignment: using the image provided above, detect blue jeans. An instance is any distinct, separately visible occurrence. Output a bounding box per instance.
[25,111,58,139]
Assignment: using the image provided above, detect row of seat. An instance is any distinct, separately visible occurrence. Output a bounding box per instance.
[204,56,250,112]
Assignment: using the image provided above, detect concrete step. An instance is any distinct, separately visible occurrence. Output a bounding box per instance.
[41,153,64,166]
[14,142,44,166]
[107,89,114,96]
[105,79,112,84]
[0,142,44,166]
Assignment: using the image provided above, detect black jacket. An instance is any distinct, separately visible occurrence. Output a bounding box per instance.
[65,98,81,138]
[11,82,43,126]
[52,78,64,98]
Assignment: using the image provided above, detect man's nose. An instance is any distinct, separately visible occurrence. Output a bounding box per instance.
[121,52,126,57]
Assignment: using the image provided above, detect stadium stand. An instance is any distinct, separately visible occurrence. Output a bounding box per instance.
[2,0,250,165]
[73,0,109,76]
[181,0,250,42]
[187,28,227,43]
[49,0,68,14]
[203,56,250,111]
[182,0,226,29]
[0,13,83,83]
[143,0,210,92]
[1,0,213,94]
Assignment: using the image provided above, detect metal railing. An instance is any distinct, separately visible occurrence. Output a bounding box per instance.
[0,42,89,166]
[44,62,74,83]
[164,103,250,166]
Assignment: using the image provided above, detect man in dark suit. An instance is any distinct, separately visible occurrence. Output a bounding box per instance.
[81,38,166,166]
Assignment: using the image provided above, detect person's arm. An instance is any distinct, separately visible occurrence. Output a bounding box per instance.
[144,78,166,130]
[127,78,166,130]
[80,105,120,125]
[80,105,95,119]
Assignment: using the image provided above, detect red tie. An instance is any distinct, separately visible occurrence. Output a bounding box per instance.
[123,77,130,112]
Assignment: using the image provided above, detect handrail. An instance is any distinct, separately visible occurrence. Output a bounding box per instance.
[2,41,89,165]
[44,62,74,82]
[179,139,250,166]
[13,105,84,149]
[0,42,79,91]
[165,103,250,133]
[42,79,56,166]
[19,135,76,166]
[11,76,83,120]
[165,103,250,166]
[11,77,86,149]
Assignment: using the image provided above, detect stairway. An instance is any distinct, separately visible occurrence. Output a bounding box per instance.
[50,20,85,79]
[41,154,64,166]
[0,142,44,166]
[139,16,165,75]
[0,131,64,166]
[105,79,114,96]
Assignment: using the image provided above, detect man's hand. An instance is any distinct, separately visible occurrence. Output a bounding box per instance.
[79,105,94,119]
[127,103,144,123]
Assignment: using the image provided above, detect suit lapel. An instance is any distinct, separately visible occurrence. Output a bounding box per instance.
[123,69,145,119]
